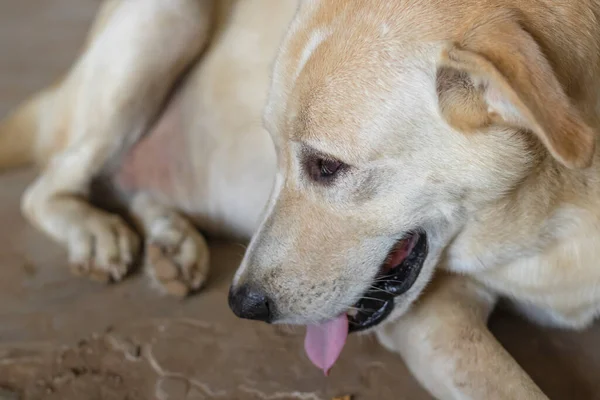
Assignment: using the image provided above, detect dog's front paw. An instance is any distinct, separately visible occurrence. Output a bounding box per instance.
[68,212,140,283]
[145,215,209,297]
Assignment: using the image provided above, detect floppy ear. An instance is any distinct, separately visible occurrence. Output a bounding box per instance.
[437,17,596,169]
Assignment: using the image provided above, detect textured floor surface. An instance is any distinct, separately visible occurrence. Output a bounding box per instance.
[0,1,599,399]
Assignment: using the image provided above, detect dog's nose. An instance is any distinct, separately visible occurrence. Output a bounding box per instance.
[228,285,273,323]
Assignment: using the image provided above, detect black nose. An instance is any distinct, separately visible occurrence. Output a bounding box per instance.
[228,285,273,323]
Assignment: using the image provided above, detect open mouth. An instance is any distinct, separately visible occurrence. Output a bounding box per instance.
[303,231,429,375]
[347,231,428,333]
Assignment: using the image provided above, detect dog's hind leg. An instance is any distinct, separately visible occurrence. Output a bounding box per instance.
[377,273,549,400]
[19,0,214,282]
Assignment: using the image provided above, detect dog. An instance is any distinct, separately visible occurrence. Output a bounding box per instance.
[2,0,600,398]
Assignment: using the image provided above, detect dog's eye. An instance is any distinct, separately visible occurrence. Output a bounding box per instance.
[319,159,342,176]
[306,157,346,182]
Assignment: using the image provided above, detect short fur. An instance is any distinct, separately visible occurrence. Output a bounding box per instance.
[2,1,600,398]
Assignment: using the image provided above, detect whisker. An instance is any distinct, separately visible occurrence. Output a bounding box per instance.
[368,286,395,296]
[359,296,387,303]
[372,275,400,283]
[234,242,248,252]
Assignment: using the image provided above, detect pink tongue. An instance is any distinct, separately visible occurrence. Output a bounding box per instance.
[304,314,349,376]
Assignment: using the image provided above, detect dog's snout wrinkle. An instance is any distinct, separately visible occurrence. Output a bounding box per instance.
[228,284,273,323]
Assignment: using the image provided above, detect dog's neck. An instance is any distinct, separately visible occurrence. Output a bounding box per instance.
[446,144,600,273]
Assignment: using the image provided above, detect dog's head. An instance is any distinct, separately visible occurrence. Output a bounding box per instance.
[229,1,595,334]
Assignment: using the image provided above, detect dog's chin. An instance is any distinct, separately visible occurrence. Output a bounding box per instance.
[347,231,429,333]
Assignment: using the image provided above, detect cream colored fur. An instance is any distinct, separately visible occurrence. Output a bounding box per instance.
[2,1,600,398]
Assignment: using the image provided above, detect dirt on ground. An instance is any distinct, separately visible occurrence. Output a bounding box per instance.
[1,1,600,400]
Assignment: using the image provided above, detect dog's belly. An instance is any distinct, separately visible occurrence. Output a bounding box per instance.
[116,0,298,239]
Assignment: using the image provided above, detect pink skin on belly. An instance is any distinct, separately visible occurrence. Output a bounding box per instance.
[116,95,192,198]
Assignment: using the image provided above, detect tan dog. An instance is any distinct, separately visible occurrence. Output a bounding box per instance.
[2,0,600,398]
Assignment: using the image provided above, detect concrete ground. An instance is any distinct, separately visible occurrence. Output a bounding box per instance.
[1,1,599,399]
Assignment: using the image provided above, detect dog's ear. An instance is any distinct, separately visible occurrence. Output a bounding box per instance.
[437,17,595,169]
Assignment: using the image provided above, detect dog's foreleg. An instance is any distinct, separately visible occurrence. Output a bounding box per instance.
[130,193,210,297]
[21,0,214,282]
[377,273,549,400]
